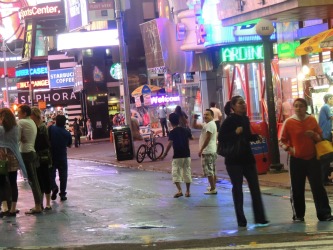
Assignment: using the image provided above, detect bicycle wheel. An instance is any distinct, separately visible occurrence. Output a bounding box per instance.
[151,142,164,161]
[136,144,147,163]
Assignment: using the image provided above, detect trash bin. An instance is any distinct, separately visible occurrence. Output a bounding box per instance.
[112,125,134,161]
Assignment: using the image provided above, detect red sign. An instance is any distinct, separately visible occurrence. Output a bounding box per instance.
[0,68,16,78]
[19,2,64,19]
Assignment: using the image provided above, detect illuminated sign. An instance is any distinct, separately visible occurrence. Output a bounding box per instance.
[220,45,264,62]
[57,29,119,50]
[18,88,80,105]
[277,41,300,59]
[65,0,88,31]
[110,63,122,80]
[151,95,180,105]
[49,68,75,89]
[19,2,64,19]
[16,79,49,90]
[16,66,48,77]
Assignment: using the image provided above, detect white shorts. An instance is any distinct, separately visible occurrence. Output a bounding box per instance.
[171,157,192,183]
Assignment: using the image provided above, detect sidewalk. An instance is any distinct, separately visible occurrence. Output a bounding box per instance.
[70,131,293,190]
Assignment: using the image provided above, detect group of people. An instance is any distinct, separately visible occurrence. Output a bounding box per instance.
[0,105,72,217]
[72,117,93,147]
[161,95,333,227]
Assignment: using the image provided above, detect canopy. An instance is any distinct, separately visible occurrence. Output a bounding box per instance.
[320,35,333,49]
[131,84,161,96]
[295,28,333,56]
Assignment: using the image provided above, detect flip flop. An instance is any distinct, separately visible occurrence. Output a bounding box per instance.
[185,192,191,197]
[173,192,183,198]
[44,206,52,211]
[25,209,42,215]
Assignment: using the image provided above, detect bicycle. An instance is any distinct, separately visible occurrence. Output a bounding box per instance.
[136,131,164,163]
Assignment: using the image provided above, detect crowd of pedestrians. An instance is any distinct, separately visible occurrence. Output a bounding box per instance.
[0,105,72,217]
[160,96,333,227]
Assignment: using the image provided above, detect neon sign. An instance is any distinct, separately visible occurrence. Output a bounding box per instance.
[220,45,264,62]
[16,66,48,77]
[19,3,63,19]
[17,79,49,90]
[151,95,180,105]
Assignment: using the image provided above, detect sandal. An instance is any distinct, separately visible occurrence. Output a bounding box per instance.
[185,192,191,197]
[44,206,52,211]
[25,209,42,215]
[173,192,183,198]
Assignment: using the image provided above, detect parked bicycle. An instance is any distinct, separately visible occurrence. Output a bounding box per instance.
[136,131,164,163]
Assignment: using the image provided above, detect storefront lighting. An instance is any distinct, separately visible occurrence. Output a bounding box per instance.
[302,65,310,75]
[297,72,305,81]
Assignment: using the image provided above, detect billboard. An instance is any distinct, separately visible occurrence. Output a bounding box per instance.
[64,0,88,32]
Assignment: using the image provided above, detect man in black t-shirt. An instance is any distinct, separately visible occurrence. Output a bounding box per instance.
[161,113,192,198]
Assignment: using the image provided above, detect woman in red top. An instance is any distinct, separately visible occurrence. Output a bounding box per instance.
[279,98,333,222]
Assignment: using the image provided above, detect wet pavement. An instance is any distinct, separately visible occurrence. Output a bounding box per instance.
[1,134,333,249]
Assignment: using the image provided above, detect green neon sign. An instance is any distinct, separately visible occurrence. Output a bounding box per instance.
[220,44,264,62]
[277,41,300,59]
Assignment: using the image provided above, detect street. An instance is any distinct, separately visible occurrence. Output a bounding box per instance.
[1,158,333,249]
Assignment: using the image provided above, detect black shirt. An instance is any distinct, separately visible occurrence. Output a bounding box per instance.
[168,126,191,158]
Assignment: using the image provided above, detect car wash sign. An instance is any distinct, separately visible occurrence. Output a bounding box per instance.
[49,68,75,88]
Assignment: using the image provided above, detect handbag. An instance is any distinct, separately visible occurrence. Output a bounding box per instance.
[0,148,8,175]
[315,140,333,163]
[217,137,242,158]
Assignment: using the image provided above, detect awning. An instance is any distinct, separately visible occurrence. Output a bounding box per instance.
[131,84,161,96]
[320,36,333,49]
[295,28,333,56]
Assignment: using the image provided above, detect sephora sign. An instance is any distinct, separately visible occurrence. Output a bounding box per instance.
[18,88,80,105]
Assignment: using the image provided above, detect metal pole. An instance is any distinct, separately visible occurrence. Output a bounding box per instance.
[2,39,9,107]
[114,0,131,128]
[261,35,283,171]
[28,59,33,106]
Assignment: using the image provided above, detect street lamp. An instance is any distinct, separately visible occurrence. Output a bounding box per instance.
[256,19,284,171]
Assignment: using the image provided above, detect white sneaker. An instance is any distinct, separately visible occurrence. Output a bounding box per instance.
[204,189,217,195]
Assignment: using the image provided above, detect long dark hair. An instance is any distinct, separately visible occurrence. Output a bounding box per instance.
[224,96,243,116]
[0,108,17,132]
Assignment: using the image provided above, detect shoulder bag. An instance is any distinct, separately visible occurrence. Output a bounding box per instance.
[0,148,8,175]
[217,136,242,158]
[315,140,333,163]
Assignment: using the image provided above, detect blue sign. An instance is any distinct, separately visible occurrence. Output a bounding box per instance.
[49,68,75,89]
[250,138,268,155]
[16,66,48,77]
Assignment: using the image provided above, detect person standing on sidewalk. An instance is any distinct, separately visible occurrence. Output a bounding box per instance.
[318,93,333,185]
[0,108,27,217]
[210,102,223,131]
[280,98,333,222]
[48,115,72,201]
[218,96,269,228]
[86,118,93,141]
[161,113,192,198]
[17,105,43,215]
[158,104,169,137]
[31,107,52,211]
[192,109,217,195]
[72,118,81,147]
